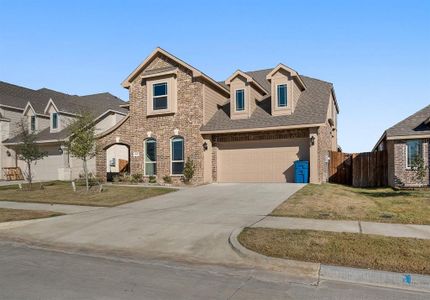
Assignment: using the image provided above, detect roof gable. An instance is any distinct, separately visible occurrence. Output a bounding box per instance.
[266,63,307,90]
[121,47,229,96]
[225,70,268,95]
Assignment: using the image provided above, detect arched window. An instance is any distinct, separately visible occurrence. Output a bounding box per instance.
[171,137,184,175]
[144,139,157,176]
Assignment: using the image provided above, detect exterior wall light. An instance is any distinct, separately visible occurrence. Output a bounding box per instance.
[203,142,208,151]
[58,147,63,154]
[6,150,11,157]
[310,136,315,146]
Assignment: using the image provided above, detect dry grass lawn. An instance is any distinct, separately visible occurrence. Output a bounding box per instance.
[0,181,176,207]
[271,183,430,224]
[239,227,430,275]
[0,208,62,223]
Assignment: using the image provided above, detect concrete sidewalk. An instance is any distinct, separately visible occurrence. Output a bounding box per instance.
[253,216,430,239]
[0,201,103,214]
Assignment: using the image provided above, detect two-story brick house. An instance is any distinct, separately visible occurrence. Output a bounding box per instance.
[96,47,339,184]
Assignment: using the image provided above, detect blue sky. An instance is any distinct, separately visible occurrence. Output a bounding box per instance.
[1,0,429,152]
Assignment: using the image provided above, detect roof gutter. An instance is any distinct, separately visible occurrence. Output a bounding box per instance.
[200,123,324,135]
[3,139,66,146]
[386,134,430,140]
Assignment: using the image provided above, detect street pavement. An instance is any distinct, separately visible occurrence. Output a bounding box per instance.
[0,241,428,300]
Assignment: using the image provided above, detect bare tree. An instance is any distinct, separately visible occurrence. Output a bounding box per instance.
[65,112,98,191]
[16,119,47,190]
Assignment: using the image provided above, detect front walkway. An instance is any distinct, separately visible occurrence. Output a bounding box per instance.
[254,216,430,239]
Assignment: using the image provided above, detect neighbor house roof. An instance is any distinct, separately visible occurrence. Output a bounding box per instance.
[3,127,71,144]
[372,105,430,151]
[201,69,335,133]
[0,81,128,116]
[1,81,128,144]
[385,105,430,138]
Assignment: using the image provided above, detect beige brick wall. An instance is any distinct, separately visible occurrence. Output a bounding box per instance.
[317,123,334,183]
[97,53,205,184]
[392,139,429,187]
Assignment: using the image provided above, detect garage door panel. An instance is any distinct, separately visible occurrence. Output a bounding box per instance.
[217,138,309,183]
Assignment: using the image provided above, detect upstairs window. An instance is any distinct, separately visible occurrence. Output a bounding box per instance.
[30,116,36,132]
[144,139,157,176]
[406,140,422,168]
[52,112,58,129]
[235,89,245,111]
[277,84,287,107]
[153,82,168,110]
[171,137,184,175]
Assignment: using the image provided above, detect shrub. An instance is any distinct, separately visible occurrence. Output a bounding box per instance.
[163,175,172,184]
[148,175,157,183]
[411,156,428,185]
[131,173,143,183]
[183,157,196,184]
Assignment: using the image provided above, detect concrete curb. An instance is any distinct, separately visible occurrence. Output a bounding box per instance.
[320,265,430,293]
[228,228,320,285]
[230,227,430,293]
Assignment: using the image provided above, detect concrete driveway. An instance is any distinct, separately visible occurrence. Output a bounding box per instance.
[0,183,303,267]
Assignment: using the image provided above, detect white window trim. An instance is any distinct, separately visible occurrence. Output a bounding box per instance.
[276,84,287,108]
[152,82,168,111]
[170,137,184,176]
[235,89,245,112]
[405,140,422,169]
[144,139,157,176]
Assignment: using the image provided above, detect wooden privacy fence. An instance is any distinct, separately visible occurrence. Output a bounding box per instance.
[328,150,387,187]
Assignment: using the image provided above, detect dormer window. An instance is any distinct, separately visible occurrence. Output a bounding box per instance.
[277,84,287,107]
[153,82,168,110]
[52,112,58,129]
[235,89,245,111]
[30,116,36,132]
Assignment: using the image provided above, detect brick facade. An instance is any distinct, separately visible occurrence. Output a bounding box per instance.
[317,123,335,183]
[96,50,337,185]
[97,53,206,184]
[392,139,429,187]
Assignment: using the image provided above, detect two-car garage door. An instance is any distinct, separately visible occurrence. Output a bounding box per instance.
[217,138,309,183]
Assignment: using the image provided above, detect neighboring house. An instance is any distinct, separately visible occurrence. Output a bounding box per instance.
[373,105,430,187]
[0,81,128,181]
[96,47,339,184]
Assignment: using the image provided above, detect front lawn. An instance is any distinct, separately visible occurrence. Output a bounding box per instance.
[271,183,430,224]
[0,181,176,207]
[238,227,430,275]
[0,208,63,223]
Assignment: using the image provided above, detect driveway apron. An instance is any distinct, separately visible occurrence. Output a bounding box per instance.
[0,183,303,266]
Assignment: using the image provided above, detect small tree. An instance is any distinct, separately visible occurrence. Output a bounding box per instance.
[16,119,47,190]
[66,112,97,191]
[183,157,196,184]
[411,156,428,186]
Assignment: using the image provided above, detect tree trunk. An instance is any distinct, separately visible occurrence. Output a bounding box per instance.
[83,158,89,192]
[27,161,32,191]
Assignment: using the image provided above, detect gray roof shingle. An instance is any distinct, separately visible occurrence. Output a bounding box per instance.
[0,81,128,143]
[201,70,333,132]
[386,105,430,137]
